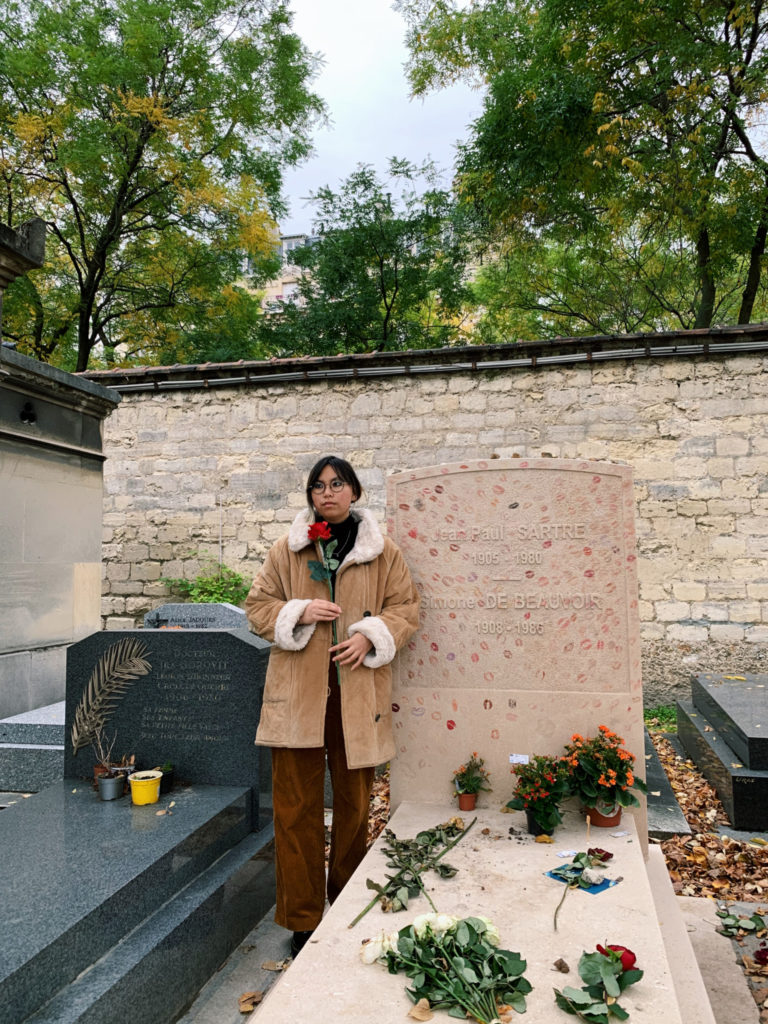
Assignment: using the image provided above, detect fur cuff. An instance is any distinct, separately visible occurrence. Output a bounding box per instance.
[274,599,316,650]
[348,615,396,668]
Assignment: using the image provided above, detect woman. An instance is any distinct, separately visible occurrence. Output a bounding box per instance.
[245,456,419,957]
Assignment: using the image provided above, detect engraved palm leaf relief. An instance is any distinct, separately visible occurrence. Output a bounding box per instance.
[70,638,152,754]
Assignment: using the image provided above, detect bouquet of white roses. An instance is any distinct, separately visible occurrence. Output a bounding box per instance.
[361,913,531,1023]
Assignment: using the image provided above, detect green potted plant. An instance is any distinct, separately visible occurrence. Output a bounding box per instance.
[506,753,570,835]
[451,752,492,810]
[562,725,647,826]
[156,761,175,794]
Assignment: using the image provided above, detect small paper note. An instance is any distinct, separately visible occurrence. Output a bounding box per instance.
[509,753,530,765]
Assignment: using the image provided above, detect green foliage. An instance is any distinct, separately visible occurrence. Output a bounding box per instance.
[452,751,492,796]
[0,0,324,370]
[398,0,768,333]
[365,913,532,1022]
[643,705,677,733]
[257,159,475,354]
[506,753,570,832]
[716,909,766,936]
[162,563,250,605]
[554,949,643,1023]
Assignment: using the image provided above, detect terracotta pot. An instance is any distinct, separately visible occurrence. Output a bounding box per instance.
[525,809,554,836]
[458,793,476,811]
[584,805,622,828]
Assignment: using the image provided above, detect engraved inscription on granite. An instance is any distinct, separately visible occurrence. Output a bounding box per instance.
[64,629,270,827]
[389,459,639,694]
[143,602,246,630]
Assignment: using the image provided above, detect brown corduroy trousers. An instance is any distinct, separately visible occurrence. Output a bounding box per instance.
[271,669,375,931]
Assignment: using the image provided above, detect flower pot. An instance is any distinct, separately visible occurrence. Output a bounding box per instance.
[97,774,125,801]
[525,809,554,836]
[584,805,622,828]
[458,793,476,811]
[159,767,175,794]
[128,770,163,805]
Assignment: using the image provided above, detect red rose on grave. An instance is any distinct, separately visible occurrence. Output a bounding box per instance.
[308,521,332,542]
[587,847,614,863]
[596,944,637,972]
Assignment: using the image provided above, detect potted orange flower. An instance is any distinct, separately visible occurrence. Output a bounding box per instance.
[563,726,647,826]
[506,754,570,835]
[452,752,492,810]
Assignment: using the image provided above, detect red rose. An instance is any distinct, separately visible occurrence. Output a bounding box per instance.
[587,847,613,862]
[596,944,637,972]
[308,521,332,542]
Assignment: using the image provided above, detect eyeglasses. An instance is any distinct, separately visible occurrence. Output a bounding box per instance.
[310,478,347,494]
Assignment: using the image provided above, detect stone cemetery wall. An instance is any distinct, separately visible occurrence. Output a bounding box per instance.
[0,346,119,717]
[65,629,270,827]
[89,337,768,704]
[386,459,645,832]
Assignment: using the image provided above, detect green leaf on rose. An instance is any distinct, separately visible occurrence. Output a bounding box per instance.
[599,961,621,998]
[617,968,643,990]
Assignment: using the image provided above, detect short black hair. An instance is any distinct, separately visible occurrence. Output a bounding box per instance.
[305,456,363,512]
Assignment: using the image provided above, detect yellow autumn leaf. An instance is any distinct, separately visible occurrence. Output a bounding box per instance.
[535,834,555,844]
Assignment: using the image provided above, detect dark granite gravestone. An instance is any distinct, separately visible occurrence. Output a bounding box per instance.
[64,629,270,827]
[143,602,246,629]
[690,673,767,770]
[678,672,768,830]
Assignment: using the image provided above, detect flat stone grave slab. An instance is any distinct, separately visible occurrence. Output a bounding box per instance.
[0,700,65,791]
[0,781,252,1024]
[691,673,768,770]
[0,699,64,743]
[143,602,246,629]
[255,801,697,1024]
[65,629,270,827]
[677,699,768,830]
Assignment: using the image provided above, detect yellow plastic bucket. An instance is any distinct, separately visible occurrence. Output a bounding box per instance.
[128,770,163,805]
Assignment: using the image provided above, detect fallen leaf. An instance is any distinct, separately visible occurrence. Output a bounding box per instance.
[553,958,570,973]
[238,990,263,1013]
[408,998,433,1021]
[261,959,288,972]
[155,810,166,816]
[535,834,555,844]
[169,801,175,808]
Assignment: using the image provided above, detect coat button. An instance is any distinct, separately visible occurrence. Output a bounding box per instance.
[363,610,371,617]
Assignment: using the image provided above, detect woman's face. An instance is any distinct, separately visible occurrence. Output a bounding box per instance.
[311,464,354,524]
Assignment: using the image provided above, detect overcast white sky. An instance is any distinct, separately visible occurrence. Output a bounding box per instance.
[280,0,483,235]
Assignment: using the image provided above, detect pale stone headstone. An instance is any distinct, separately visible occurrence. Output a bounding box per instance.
[387,458,646,833]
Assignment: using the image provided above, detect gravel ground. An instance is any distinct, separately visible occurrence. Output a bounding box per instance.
[641,639,768,707]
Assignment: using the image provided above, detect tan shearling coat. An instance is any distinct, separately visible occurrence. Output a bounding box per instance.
[245,508,420,769]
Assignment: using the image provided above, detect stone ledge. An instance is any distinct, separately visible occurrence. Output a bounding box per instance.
[253,801,699,1023]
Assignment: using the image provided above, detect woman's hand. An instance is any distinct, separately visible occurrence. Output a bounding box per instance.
[330,633,373,670]
[299,599,342,624]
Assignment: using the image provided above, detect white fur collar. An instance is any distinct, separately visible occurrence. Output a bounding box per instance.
[287,507,384,564]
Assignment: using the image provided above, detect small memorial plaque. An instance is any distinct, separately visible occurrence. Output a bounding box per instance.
[144,603,246,630]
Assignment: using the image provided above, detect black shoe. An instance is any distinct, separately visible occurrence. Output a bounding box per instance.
[290,929,313,958]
